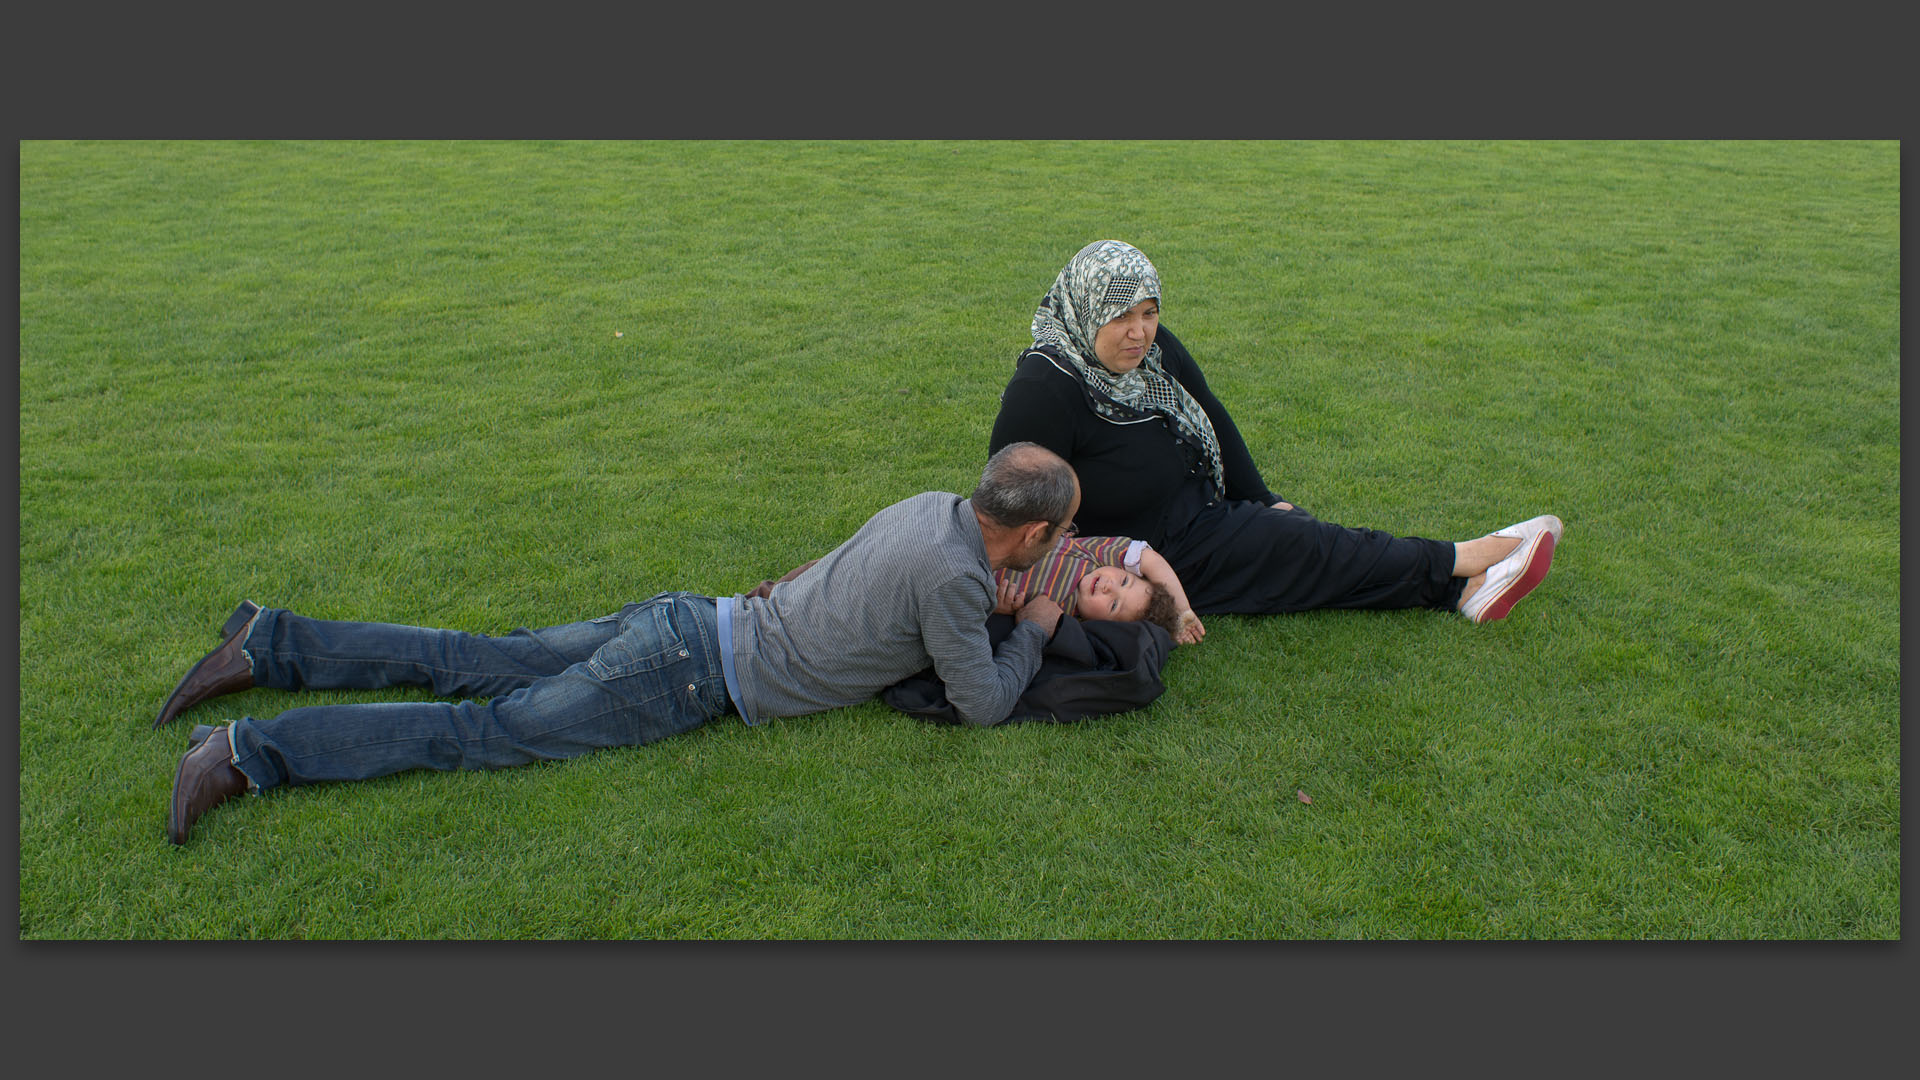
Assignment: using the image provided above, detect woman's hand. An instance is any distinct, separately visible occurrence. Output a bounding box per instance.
[1271,500,1294,511]
[994,577,1027,615]
[1176,609,1206,645]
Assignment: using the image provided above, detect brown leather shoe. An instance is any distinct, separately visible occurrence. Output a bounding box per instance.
[153,613,258,729]
[167,726,250,845]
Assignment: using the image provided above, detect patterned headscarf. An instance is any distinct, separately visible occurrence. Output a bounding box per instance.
[1029,240,1225,491]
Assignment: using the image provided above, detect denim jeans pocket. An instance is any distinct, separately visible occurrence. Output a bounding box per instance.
[585,600,690,682]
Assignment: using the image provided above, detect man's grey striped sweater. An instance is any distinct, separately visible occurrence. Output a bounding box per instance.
[727,492,1049,726]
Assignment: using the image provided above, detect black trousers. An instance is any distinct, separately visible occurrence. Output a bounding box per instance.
[1158,480,1463,616]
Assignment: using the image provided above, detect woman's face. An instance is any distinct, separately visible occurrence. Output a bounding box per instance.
[1092,296,1160,373]
[1075,566,1151,621]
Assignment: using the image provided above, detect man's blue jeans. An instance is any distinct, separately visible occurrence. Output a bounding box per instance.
[227,592,734,791]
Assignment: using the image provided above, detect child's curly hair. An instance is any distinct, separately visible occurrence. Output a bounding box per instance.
[1142,582,1183,638]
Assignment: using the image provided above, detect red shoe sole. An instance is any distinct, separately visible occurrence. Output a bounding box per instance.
[1475,532,1555,623]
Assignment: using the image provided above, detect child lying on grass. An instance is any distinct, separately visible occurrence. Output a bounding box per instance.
[992,533,1205,645]
[749,534,1206,645]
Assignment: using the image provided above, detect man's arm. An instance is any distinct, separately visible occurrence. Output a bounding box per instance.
[919,574,1053,727]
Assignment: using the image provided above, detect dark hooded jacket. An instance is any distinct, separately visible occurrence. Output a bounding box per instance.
[881,613,1172,725]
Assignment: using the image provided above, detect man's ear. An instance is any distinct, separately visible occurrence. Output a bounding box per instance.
[1023,521,1054,549]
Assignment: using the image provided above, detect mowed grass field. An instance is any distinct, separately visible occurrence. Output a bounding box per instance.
[17,140,1898,939]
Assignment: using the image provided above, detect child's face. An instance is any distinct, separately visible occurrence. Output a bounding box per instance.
[1075,566,1151,622]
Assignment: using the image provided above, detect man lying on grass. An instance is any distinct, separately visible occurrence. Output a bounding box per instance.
[156,443,1080,845]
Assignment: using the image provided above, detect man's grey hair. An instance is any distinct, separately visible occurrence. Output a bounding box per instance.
[973,442,1077,528]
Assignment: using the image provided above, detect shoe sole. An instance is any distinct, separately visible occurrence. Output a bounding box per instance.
[220,600,261,639]
[1473,532,1555,624]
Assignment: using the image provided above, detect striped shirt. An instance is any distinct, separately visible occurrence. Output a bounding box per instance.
[996,536,1149,615]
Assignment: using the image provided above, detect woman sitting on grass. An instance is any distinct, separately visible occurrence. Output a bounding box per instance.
[988,239,1562,624]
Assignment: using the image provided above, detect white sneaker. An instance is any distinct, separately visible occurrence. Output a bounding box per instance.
[1493,513,1563,545]
[1461,524,1559,624]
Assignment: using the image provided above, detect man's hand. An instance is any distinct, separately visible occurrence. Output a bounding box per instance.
[1175,609,1207,645]
[1013,594,1064,636]
[1271,500,1295,511]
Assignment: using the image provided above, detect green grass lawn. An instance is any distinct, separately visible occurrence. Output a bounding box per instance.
[17,140,1898,938]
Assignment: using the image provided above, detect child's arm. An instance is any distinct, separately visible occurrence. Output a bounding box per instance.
[1132,544,1206,645]
[993,572,1029,615]
[743,558,821,600]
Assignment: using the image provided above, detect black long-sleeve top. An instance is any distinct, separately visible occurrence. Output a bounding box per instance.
[990,326,1460,616]
[987,326,1281,549]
